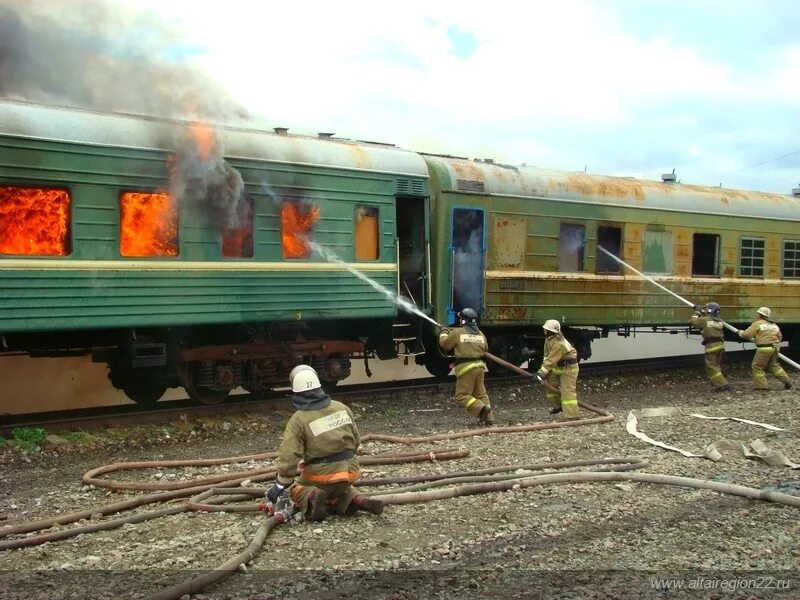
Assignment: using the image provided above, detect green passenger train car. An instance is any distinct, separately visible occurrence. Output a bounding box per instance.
[0,101,431,404]
[421,154,800,370]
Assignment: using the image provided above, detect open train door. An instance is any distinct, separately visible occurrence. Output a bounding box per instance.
[449,207,486,323]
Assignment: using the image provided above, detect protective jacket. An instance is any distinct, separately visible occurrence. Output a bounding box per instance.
[537,334,578,377]
[690,313,725,344]
[739,318,782,346]
[439,325,488,376]
[275,391,360,487]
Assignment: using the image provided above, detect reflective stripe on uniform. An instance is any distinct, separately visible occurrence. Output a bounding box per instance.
[756,347,776,353]
[705,342,724,353]
[455,360,485,378]
[561,399,578,406]
[302,470,360,485]
[709,372,725,380]
[464,396,477,410]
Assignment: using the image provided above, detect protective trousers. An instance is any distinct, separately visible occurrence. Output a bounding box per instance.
[703,342,728,389]
[545,364,580,419]
[454,361,491,419]
[751,347,790,389]
[290,481,358,518]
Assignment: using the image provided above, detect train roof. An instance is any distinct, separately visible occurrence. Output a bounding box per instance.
[0,99,428,178]
[423,154,800,220]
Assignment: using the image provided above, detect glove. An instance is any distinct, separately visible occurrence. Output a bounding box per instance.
[266,483,286,504]
[438,326,450,336]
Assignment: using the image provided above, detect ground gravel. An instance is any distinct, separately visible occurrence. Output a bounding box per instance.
[1,362,798,599]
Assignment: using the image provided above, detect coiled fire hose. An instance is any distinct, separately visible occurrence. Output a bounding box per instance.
[3,409,800,599]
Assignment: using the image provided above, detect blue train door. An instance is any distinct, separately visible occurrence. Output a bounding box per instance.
[449,207,485,323]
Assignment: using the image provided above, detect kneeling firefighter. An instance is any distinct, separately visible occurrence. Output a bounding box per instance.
[535,319,580,420]
[265,365,384,521]
[438,308,495,425]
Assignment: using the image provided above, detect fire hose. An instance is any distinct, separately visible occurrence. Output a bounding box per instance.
[597,246,800,371]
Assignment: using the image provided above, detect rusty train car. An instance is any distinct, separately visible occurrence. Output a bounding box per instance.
[1,100,799,404]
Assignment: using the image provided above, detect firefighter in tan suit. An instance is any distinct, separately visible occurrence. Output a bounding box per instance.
[690,302,730,391]
[265,365,384,522]
[438,308,495,425]
[737,307,792,391]
[535,319,580,420]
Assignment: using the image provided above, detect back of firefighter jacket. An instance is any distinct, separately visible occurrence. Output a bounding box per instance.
[740,318,782,345]
[439,326,487,359]
[690,314,725,343]
[275,399,360,486]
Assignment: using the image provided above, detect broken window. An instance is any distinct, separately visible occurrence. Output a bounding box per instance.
[739,237,764,277]
[596,225,622,274]
[642,230,673,274]
[120,191,178,257]
[692,233,720,276]
[451,208,485,313]
[354,206,379,261]
[222,197,254,258]
[0,185,71,256]
[558,223,585,272]
[282,200,320,259]
[784,240,800,279]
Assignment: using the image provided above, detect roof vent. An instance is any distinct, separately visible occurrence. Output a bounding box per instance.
[318,132,335,139]
[792,185,800,198]
[274,127,288,135]
[661,168,677,183]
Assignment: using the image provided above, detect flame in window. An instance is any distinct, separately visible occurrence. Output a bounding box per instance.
[282,201,320,259]
[189,122,215,162]
[0,186,70,256]
[120,192,178,257]
[222,197,254,258]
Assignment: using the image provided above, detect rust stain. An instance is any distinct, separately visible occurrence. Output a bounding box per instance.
[452,162,487,182]
[558,173,648,202]
[494,307,528,321]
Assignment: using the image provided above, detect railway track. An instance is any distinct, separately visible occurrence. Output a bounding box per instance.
[0,352,749,435]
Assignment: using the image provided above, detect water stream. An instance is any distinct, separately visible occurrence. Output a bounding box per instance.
[308,241,440,326]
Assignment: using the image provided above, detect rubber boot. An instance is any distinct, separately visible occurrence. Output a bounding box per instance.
[478,406,495,426]
[785,381,793,390]
[350,495,384,515]
[306,488,329,522]
[549,407,563,415]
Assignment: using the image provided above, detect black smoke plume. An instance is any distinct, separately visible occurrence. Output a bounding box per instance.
[0,0,246,120]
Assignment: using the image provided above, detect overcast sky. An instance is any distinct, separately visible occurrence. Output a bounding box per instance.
[11,0,800,194]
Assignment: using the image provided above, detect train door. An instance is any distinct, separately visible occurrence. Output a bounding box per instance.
[449,207,486,323]
[395,196,429,310]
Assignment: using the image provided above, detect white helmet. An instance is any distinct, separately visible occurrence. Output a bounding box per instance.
[757,306,772,319]
[289,364,315,382]
[291,368,321,393]
[543,319,561,334]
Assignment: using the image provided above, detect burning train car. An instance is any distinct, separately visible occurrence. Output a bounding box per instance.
[0,100,431,404]
[2,99,800,406]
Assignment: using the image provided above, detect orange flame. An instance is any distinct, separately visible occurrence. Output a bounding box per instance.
[282,201,320,258]
[0,186,70,256]
[222,198,254,258]
[120,192,178,257]
[189,122,215,162]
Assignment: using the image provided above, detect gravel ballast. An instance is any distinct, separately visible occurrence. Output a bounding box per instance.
[1,363,799,599]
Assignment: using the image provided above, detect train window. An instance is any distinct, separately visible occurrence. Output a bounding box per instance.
[558,223,585,272]
[281,199,320,259]
[120,192,179,257]
[0,185,71,256]
[222,197,254,258]
[739,237,764,277]
[782,240,800,278]
[597,226,622,273]
[642,231,673,274]
[354,206,379,260]
[692,233,720,276]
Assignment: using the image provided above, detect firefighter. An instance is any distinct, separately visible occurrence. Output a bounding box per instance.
[438,308,495,425]
[265,365,384,522]
[535,319,581,420]
[690,302,730,391]
[737,307,792,391]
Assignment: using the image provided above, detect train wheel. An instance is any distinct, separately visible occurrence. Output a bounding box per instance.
[423,350,452,378]
[185,380,230,405]
[122,381,167,406]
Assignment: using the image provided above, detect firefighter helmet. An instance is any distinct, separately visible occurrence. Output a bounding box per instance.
[289,364,315,382]
[459,308,479,324]
[291,367,321,392]
[757,306,772,319]
[706,302,721,316]
[543,319,561,334]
